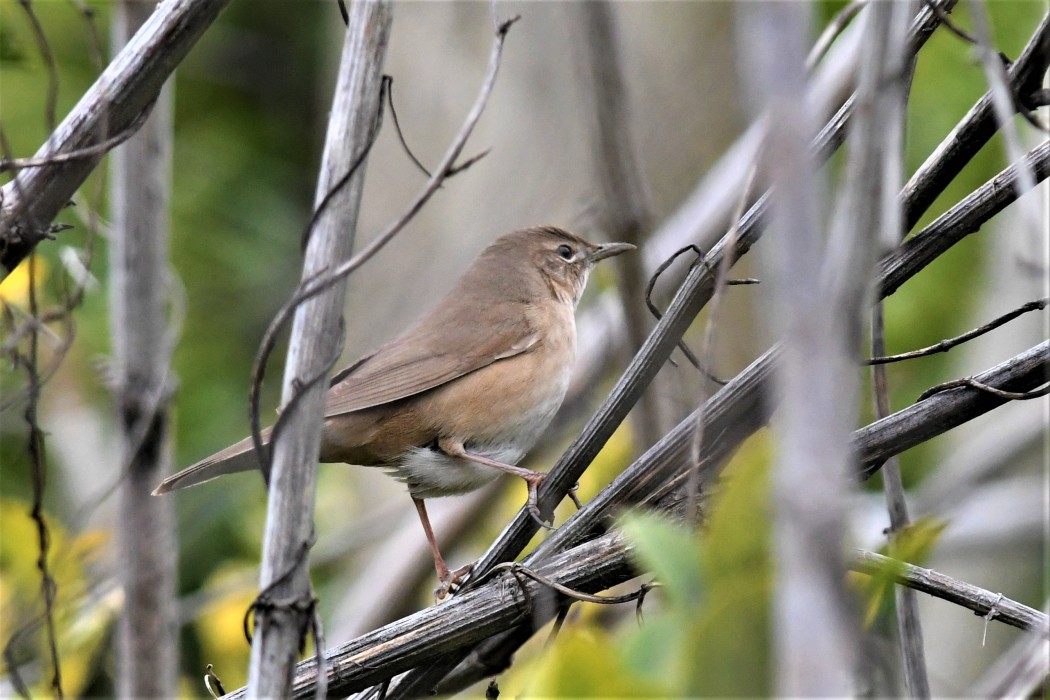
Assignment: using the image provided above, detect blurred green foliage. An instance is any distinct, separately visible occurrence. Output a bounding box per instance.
[853,517,948,629]
[0,0,1044,695]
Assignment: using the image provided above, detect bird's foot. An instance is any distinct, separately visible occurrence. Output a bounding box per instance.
[434,561,475,603]
[523,473,554,530]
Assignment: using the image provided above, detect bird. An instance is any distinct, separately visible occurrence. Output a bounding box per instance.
[153,226,634,595]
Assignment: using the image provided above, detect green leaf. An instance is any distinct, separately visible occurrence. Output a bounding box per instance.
[621,512,704,610]
[854,516,948,628]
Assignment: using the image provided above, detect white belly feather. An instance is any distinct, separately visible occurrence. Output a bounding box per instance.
[384,390,566,499]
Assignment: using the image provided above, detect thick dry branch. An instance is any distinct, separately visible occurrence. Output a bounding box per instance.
[245,5,391,697]
[220,530,638,699]
[0,0,232,279]
[850,549,1048,631]
[881,140,1050,298]
[857,341,1050,477]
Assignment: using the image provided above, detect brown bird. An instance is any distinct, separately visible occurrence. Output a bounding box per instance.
[153,226,633,593]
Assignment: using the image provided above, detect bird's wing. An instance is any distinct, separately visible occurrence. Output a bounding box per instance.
[324,299,538,417]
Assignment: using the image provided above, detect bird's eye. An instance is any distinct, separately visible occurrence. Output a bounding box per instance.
[556,244,574,260]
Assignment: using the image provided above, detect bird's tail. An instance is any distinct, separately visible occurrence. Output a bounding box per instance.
[152,427,272,495]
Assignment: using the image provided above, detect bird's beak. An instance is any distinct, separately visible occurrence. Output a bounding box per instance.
[587,242,636,263]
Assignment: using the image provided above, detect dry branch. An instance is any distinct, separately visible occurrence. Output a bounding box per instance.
[245,5,391,697]
[0,0,232,280]
[222,530,638,699]
[856,341,1049,478]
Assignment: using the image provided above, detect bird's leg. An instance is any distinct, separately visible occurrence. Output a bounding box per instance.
[437,437,552,528]
[412,497,473,602]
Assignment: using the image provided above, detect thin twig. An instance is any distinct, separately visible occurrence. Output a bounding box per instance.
[0,108,153,174]
[643,245,728,383]
[806,0,867,71]
[0,12,111,690]
[385,78,432,179]
[858,342,1049,478]
[917,377,1050,402]
[871,304,931,698]
[867,298,1048,364]
[923,0,978,44]
[687,164,757,524]
[25,256,63,698]
[324,16,519,276]
[483,562,649,606]
[16,0,59,132]
[0,81,67,698]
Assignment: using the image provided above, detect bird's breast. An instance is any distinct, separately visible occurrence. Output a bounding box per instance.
[425,299,575,444]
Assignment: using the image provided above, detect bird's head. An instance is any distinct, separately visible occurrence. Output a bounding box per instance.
[487,226,634,308]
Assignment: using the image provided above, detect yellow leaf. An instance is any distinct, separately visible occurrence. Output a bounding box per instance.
[523,625,666,697]
[0,255,47,306]
[193,565,258,692]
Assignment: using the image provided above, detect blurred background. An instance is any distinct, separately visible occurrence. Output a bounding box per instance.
[0,1,1046,696]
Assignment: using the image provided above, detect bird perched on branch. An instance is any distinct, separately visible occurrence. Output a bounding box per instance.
[154,226,633,596]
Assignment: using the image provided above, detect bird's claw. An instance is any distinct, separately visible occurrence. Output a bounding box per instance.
[434,561,476,603]
[527,502,554,530]
[525,474,554,530]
